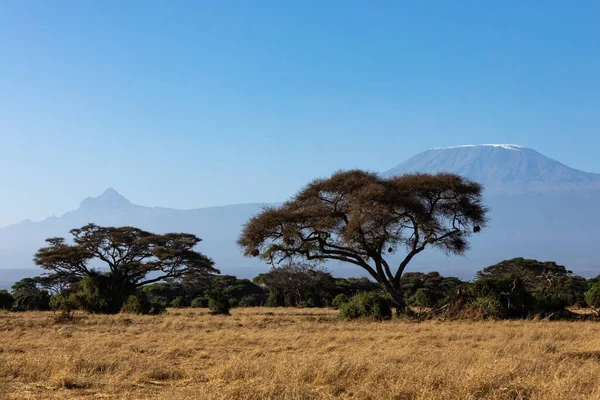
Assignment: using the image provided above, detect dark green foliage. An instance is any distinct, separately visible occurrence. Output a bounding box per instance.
[190,297,209,308]
[477,258,585,307]
[208,290,230,315]
[408,288,433,311]
[478,258,587,312]
[11,277,51,311]
[142,283,185,307]
[121,292,165,315]
[212,275,266,307]
[0,290,14,310]
[77,273,130,314]
[585,283,600,308]
[334,278,380,297]
[466,296,505,319]
[170,296,188,308]
[401,272,463,307]
[338,292,392,320]
[265,290,280,307]
[238,294,266,307]
[49,292,81,322]
[331,293,349,308]
[440,258,586,319]
[253,264,337,307]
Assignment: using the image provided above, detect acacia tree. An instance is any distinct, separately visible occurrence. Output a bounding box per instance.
[34,224,218,304]
[238,170,488,312]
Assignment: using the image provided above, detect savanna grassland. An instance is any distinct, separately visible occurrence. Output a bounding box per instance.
[2,308,600,400]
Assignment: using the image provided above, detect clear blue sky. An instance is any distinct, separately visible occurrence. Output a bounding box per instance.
[1,1,599,227]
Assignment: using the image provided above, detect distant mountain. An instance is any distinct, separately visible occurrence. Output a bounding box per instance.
[0,190,275,279]
[1,144,599,287]
[383,144,600,194]
[384,144,600,277]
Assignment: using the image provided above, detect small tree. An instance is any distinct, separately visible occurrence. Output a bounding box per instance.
[34,224,218,313]
[11,278,51,311]
[585,283,600,316]
[0,290,14,310]
[477,258,585,313]
[208,290,230,315]
[239,171,488,313]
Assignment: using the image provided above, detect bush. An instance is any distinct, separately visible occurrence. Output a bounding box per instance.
[464,296,505,319]
[78,273,128,314]
[339,292,392,320]
[121,292,165,315]
[331,293,349,309]
[408,288,433,311]
[585,283,600,308]
[208,291,230,315]
[266,291,281,307]
[170,296,187,308]
[238,294,265,307]
[50,292,81,322]
[190,297,209,308]
[0,290,14,310]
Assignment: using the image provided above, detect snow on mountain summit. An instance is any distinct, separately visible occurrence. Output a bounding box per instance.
[432,144,526,151]
[383,144,600,193]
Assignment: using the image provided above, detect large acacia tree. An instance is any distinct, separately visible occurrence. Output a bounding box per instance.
[35,224,218,295]
[238,170,488,311]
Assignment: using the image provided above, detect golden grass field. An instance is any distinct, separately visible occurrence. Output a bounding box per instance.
[2,308,600,400]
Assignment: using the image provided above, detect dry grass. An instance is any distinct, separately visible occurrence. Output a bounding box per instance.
[2,308,600,399]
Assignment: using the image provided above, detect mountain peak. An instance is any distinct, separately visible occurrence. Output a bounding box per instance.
[383,144,600,193]
[79,188,133,211]
[432,144,526,151]
[102,187,120,196]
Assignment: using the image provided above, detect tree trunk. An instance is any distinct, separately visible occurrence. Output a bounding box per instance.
[384,286,406,316]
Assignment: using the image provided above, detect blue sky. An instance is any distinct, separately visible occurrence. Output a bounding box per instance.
[1,1,599,227]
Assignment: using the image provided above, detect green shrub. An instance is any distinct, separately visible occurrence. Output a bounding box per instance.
[265,291,281,307]
[338,292,392,320]
[0,290,14,310]
[50,292,81,322]
[331,293,349,309]
[121,292,165,315]
[190,297,209,308]
[208,291,230,315]
[238,294,264,307]
[465,296,505,319]
[78,273,129,314]
[170,296,187,308]
[585,283,600,308]
[408,288,433,311]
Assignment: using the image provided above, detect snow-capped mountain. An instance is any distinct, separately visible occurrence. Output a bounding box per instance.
[1,144,599,287]
[383,144,600,194]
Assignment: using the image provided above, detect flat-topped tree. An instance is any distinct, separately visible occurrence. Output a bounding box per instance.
[34,223,218,292]
[238,170,488,312]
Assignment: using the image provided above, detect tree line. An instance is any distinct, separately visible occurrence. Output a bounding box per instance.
[2,257,599,320]
[1,170,600,320]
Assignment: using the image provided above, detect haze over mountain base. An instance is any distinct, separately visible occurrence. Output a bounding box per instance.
[1,144,599,286]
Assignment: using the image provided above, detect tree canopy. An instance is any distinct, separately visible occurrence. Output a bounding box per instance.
[34,224,218,288]
[239,170,488,310]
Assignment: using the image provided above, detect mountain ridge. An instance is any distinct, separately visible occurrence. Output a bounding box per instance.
[384,144,600,194]
[1,144,599,282]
